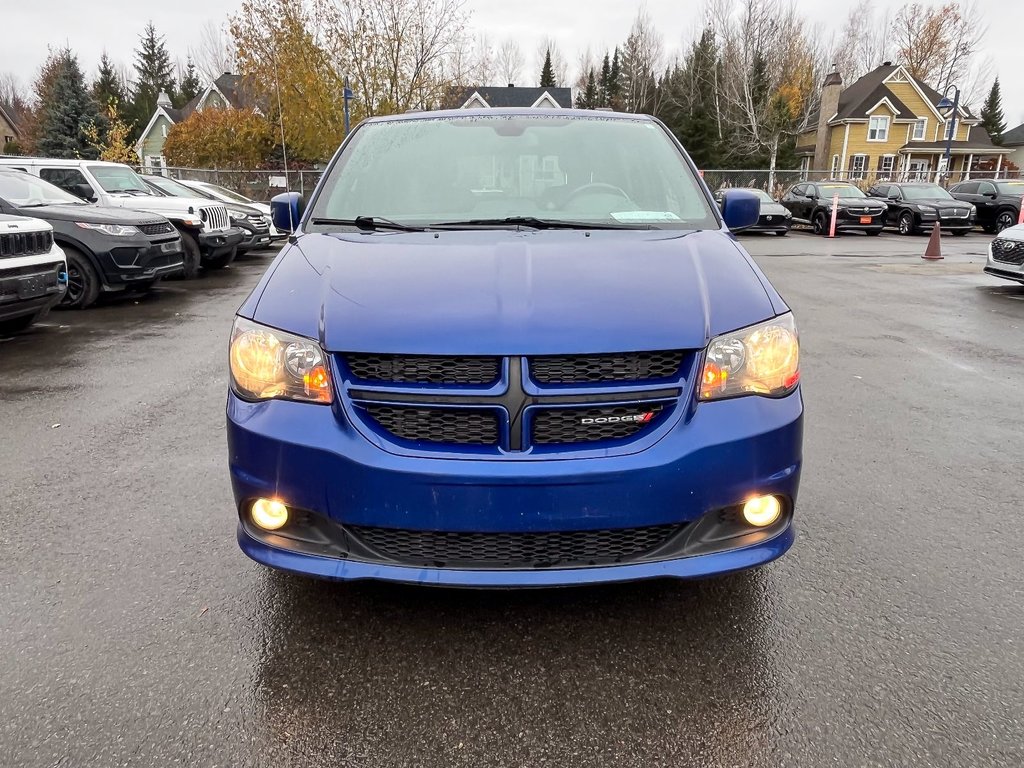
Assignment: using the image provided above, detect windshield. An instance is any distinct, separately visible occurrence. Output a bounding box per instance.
[0,171,87,207]
[902,185,952,200]
[752,189,776,203]
[819,185,865,199]
[89,165,152,194]
[995,181,1024,194]
[200,183,254,204]
[309,115,718,230]
[148,176,211,199]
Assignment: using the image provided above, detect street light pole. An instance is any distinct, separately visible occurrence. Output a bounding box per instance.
[343,77,354,136]
[937,84,961,186]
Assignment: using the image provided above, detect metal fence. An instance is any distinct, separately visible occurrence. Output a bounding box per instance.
[139,166,325,202]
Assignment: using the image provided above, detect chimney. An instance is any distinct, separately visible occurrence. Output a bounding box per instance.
[813,67,843,173]
[156,91,172,108]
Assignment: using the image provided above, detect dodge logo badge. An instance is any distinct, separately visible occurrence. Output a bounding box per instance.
[581,412,656,426]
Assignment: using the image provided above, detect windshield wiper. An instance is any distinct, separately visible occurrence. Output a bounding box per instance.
[433,216,650,230]
[309,216,428,232]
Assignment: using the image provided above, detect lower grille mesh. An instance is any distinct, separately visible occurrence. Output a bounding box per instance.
[992,238,1024,265]
[529,351,684,384]
[347,524,683,568]
[361,404,499,445]
[533,404,665,445]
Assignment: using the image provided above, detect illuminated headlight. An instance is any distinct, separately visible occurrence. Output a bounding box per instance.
[229,317,333,404]
[700,313,799,401]
[75,222,140,237]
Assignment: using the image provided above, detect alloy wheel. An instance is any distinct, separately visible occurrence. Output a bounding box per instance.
[996,212,1016,232]
[899,213,914,235]
[64,264,85,305]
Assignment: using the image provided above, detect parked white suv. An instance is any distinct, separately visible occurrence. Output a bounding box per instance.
[0,214,67,334]
[985,224,1024,285]
[0,159,242,278]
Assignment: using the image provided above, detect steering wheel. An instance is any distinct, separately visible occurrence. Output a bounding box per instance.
[565,182,632,204]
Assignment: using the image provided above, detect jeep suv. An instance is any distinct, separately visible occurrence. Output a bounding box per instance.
[0,169,183,308]
[948,179,1024,233]
[0,214,66,334]
[780,181,886,235]
[0,158,243,277]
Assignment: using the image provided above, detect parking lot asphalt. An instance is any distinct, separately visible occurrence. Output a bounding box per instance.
[2,232,1023,767]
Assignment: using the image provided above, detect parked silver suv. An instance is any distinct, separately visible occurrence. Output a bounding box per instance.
[985,224,1024,285]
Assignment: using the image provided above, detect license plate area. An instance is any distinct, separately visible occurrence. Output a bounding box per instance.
[17,275,48,299]
[859,216,872,224]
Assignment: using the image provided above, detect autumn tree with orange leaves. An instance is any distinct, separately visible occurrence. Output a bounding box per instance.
[163,108,275,168]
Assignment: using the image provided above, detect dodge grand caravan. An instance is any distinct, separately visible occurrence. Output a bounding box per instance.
[227,109,804,587]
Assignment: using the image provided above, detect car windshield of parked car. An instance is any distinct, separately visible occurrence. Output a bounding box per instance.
[310,115,718,230]
[819,184,865,199]
[148,176,211,199]
[89,165,153,194]
[202,183,254,204]
[0,171,88,207]
[752,189,776,203]
[995,181,1024,194]
[902,185,952,200]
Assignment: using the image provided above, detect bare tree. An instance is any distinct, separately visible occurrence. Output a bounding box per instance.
[0,73,31,118]
[495,39,524,86]
[831,0,894,81]
[192,20,237,80]
[619,7,664,112]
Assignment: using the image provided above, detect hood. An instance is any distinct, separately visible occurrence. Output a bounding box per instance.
[839,198,887,209]
[13,203,166,225]
[761,202,790,216]
[105,192,216,213]
[222,201,263,216]
[248,229,781,355]
[905,198,971,208]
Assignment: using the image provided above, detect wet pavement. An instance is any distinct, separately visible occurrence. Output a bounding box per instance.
[2,234,1022,767]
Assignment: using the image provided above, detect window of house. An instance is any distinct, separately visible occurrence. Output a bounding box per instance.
[830,155,840,177]
[161,124,168,138]
[944,120,956,140]
[868,116,889,141]
[850,154,868,179]
[912,119,927,140]
[878,155,895,178]
[799,156,810,180]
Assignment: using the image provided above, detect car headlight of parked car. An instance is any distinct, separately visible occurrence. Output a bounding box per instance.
[230,212,250,222]
[75,222,140,237]
[229,317,333,404]
[700,313,799,401]
[916,205,938,218]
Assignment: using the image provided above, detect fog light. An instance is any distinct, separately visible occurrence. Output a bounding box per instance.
[251,498,289,530]
[743,495,782,528]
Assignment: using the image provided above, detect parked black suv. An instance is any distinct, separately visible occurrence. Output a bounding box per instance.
[948,179,1024,233]
[714,188,792,235]
[0,169,184,308]
[867,182,975,236]
[142,176,272,255]
[780,181,886,235]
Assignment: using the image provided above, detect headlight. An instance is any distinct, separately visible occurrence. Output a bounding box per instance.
[229,317,333,404]
[699,314,799,401]
[230,212,250,222]
[75,222,140,237]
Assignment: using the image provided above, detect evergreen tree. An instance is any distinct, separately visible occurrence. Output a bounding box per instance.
[539,49,555,87]
[598,53,611,106]
[176,58,202,107]
[36,49,103,159]
[980,78,1007,144]
[92,52,125,108]
[655,28,721,168]
[131,22,176,130]
[608,47,622,110]
[575,69,598,109]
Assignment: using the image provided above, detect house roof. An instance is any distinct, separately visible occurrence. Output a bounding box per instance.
[898,130,1012,154]
[814,63,976,125]
[1002,123,1024,147]
[449,85,573,109]
[0,103,20,137]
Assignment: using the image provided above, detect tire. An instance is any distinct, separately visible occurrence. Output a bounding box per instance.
[867,229,882,236]
[996,209,1017,233]
[775,229,788,236]
[176,229,202,279]
[952,230,970,237]
[203,246,237,271]
[0,314,37,335]
[812,211,828,235]
[898,211,916,236]
[59,246,101,310]
[982,223,997,235]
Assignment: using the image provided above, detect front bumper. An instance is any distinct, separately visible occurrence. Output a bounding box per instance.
[0,260,66,321]
[227,389,803,586]
[198,227,244,257]
[745,216,791,234]
[100,237,185,288]
[985,249,1024,283]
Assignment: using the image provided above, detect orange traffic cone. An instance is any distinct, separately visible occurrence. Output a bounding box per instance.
[922,222,943,260]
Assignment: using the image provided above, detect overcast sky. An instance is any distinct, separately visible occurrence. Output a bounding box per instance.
[2,0,1022,124]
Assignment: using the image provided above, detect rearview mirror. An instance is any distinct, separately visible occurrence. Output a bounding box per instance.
[271,192,305,233]
[983,191,997,198]
[719,189,760,231]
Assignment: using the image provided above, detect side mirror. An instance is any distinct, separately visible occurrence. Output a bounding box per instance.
[73,183,96,202]
[720,189,760,231]
[271,192,305,233]
[983,191,998,199]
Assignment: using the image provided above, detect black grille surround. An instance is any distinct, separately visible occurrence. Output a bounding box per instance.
[529,351,684,384]
[0,230,53,259]
[137,221,176,236]
[345,354,501,385]
[343,352,694,454]
[992,238,1024,265]
[346,523,686,568]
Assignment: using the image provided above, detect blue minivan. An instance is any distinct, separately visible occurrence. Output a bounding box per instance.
[227,109,803,587]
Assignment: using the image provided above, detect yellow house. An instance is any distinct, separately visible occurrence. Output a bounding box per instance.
[796,63,1013,182]
[0,103,20,151]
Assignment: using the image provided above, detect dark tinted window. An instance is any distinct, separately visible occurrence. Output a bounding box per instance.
[978,182,996,195]
[39,167,92,195]
[952,182,977,194]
